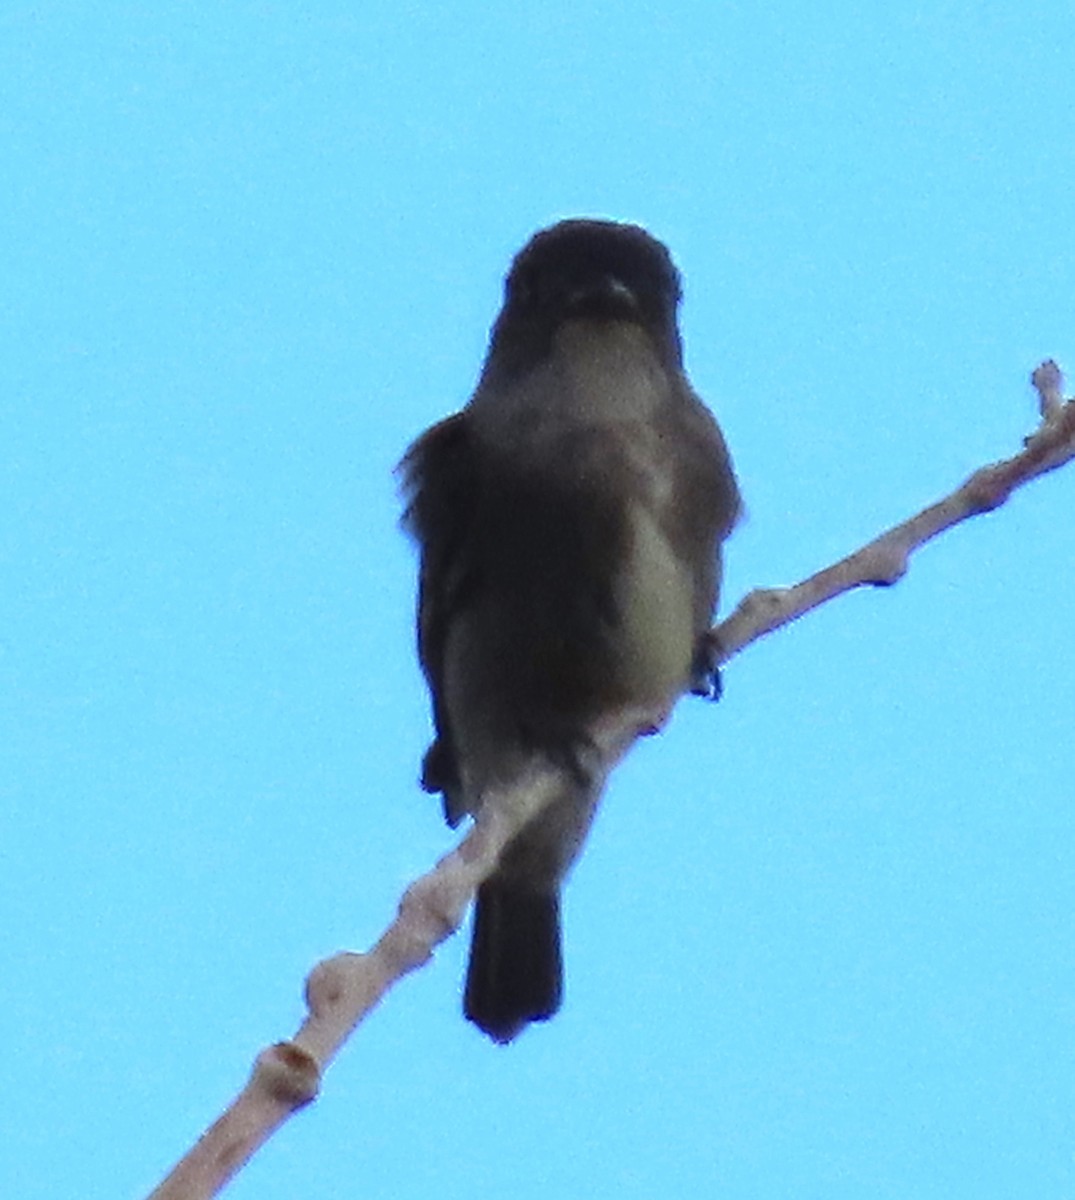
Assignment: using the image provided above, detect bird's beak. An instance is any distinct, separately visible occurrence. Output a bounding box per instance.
[565,275,640,316]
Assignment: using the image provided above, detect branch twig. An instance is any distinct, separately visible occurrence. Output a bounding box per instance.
[146,362,1075,1199]
[713,361,1075,662]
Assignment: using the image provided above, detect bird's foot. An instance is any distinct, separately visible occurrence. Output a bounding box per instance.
[689,632,724,702]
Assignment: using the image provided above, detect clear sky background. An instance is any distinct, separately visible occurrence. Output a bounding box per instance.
[4,4,1075,1198]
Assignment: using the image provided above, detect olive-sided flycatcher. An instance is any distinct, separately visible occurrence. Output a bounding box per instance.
[400,219,741,1043]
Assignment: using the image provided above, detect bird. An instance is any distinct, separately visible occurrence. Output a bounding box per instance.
[399,218,741,1043]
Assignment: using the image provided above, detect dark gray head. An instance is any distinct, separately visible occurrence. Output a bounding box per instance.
[485,219,685,376]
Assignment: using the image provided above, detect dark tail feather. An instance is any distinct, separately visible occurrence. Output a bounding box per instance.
[464,881,563,1044]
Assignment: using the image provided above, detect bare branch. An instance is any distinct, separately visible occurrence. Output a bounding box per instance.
[146,362,1074,1198]
[712,362,1075,664]
[147,807,513,1199]
[146,744,646,1200]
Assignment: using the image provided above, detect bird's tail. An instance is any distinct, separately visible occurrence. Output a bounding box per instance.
[464,880,563,1044]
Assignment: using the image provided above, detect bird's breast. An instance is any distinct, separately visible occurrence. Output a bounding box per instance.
[612,500,696,703]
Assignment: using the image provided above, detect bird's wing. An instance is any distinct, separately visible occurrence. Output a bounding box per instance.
[398,412,479,824]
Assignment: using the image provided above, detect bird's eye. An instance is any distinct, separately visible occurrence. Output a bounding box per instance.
[514,268,541,306]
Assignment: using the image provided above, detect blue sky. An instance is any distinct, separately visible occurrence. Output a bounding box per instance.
[4,3,1075,1197]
